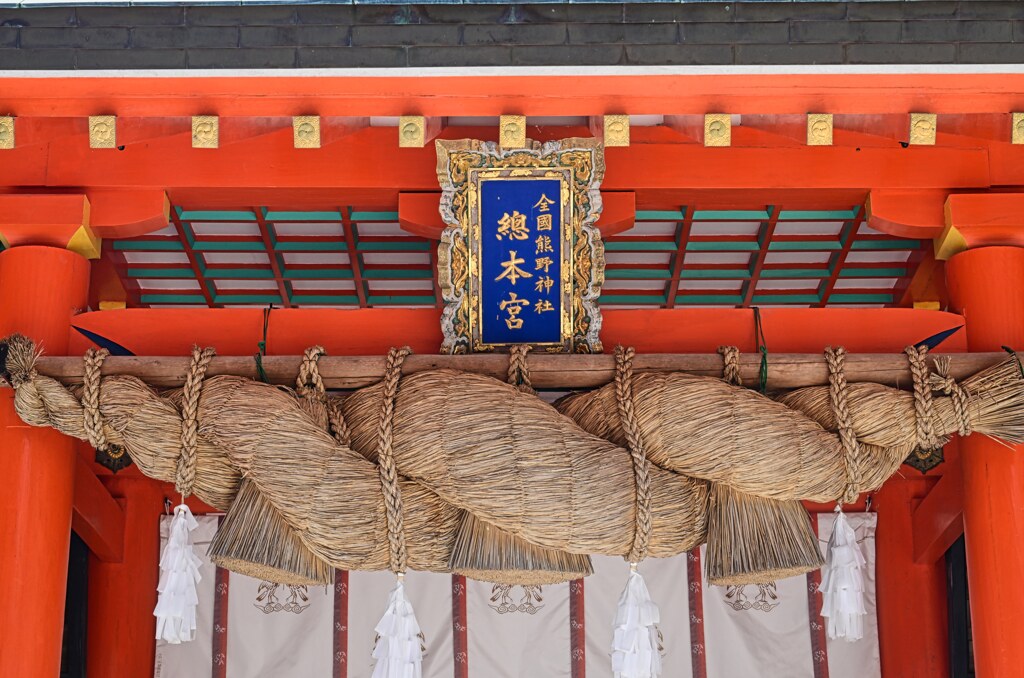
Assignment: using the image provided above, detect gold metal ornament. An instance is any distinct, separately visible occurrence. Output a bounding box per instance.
[807,114,833,146]
[604,115,630,147]
[0,117,13,150]
[399,116,427,148]
[1012,113,1024,145]
[704,114,731,147]
[89,116,117,149]
[293,116,321,149]
[909,113,937,146]
[499,115,526,150]
[192,116,219,149]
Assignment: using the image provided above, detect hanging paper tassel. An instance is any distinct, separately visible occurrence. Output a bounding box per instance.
[820,508,866,641]
[154,503,202,644]
[611,565,662,678]
[372,576,423,678]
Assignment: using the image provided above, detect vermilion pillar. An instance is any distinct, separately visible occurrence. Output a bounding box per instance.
[0,246,90,677]
[946,246,1024,678]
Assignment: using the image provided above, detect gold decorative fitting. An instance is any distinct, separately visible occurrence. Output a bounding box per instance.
[807,114,833,146]
[909,113,937,146]
[293,116,321,149]
[191,116,219,149]
[89,116,117,149]
[603,115,630,147]
[499,115,526,150]
[704,114,731,147]
[1012,113,1024,145]
[398,116,427,148]
[0,116,13,150]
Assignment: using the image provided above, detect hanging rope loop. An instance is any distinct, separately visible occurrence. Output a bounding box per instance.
[614,345,653,564]
[176,346,216,499]
[825,347,863,505]
[296,345,328,399]
[930,355,972,437]
[507,345,536,395]
[718,345,742,387]
[83,347,111,452]
[378,346,412,575]
[904,345,942,452]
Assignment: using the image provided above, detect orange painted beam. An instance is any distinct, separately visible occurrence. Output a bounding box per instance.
[72,451,125,563]
[913,440,964,564]
[88,189,169,239]
[399,190,635,240]
[4,72,1024,117]
[0,193,91,251]
[866,189,947,239]
[946,192,1024,249]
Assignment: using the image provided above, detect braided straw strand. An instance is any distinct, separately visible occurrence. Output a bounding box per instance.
[82,347,110,452]
[905,345,942,452]
[614,345,653,563]
[931,355,973,437]
[507,345,537,395]
[718,346,742,387]
[378,346,412,574]
[177,346,216,498]
[296,345,327,399]
[825,347,862,504]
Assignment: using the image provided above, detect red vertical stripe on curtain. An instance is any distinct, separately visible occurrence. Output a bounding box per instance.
[333,570,349,678]
[570,578,586,678]
[807,518,831,678]
[452,575,469,678]
[212,518,230,678]
[687,548,708,678]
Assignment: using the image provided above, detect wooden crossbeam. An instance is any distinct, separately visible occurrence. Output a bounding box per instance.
[72,454,125,563]
[23,351,1018,391]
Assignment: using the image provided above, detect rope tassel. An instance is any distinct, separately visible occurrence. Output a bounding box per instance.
[154,503,202,644]
[820,508,866,642]
[371,577,423,678]
[611,567,661,678]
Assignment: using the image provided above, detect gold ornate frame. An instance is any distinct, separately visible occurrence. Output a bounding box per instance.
[436,138,605,354]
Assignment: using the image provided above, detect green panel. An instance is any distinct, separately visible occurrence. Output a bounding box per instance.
[778,208,860,220]
[601,294,669,305]
[113,240,184,251]
[760,268,832,279]
[127,268,195,279]
[604,241,678,252]
[350,211,399,221]
[283,269,354,280]
[692,210,770,221]
[200,268,275,279]
[191,241,267,252]
[829,293,894,303]
[361,269,433,280]
[264,210,342,221]
[605,268,671,280]
[636,210,685,221]
[289,294,361,305]
[273,241,348,252]
[177,210,256,221]
[767,241,842,251]
[685,241,759,252]
[838,267,907,277]
[751,293,822,304]
[674,294,744,305]
[356,241,431,252]
[679,269,751,280]
[850,240,921,250]
[139,293,207,304]
[212,294,282,305]
[369,295,437,305]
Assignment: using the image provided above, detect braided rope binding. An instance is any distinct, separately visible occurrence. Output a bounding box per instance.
[718,345,742,387]
[507,345,537,395]
[614,345,653,564]
[825,347,862,505]
[82,347,110,452]
[296,345,327,398]
[930,355,972,437]
[378,346,412,575]
[176,346,216,498]
[904,345,942,454]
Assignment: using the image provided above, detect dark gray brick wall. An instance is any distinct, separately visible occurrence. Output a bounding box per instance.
[0,2,1022,69]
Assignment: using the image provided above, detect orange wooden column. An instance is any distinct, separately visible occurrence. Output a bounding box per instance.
[946,246,1024,678]
[0,246,89,677]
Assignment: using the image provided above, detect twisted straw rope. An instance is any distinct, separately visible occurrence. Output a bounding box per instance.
[378,346,412,574]
[718,345,742,387]
[507,345,537,395]
[82,347,110,452]
[905,345,942,453]
[295,346,352,445]
[614,345,653,564]
[825,347,863,505]
[931,356,972,437]
[177,346,216,498]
